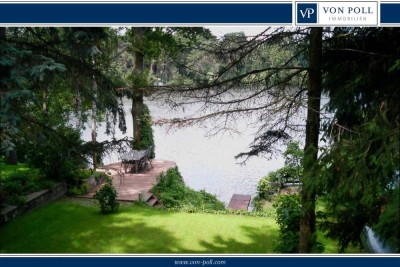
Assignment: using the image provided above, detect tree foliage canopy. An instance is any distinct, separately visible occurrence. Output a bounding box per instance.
[319,27,400,252]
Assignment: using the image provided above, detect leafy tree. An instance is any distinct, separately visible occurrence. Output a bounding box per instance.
[257,141,303,200]
[171,33,219,85]
[0,27,18,163]
[283,141,303,182]
[0,28,66,162]
[1,27,127,181]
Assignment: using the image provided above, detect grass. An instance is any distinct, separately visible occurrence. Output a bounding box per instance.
[0,199,278,253]
[0,199,361,254]
[0,160,34,179]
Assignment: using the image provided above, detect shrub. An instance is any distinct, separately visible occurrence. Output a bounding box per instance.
[257,141,304,201]
[197,190,226,210]
[94,179,119,214]
[75,169,93,180]
[0,161,56,206]
[25,126,86,182]
[272,194,324,253]
[40,180,55,190]
[7,195,26,206]
[67,170,109,197]
[68,182,89,196]
[251,195,265,211]
[257,175,278,201]
[152,167,225,210]
[94,171,109,180]
[0,173,40,206]
[273,194,302,253]
[166,206,274,217]
[152,168,186,207]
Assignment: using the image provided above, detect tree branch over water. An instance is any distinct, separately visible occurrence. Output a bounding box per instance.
[152,27,312,159]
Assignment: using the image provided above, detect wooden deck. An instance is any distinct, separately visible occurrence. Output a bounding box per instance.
[227,194,251,210]
[82,159,176,202]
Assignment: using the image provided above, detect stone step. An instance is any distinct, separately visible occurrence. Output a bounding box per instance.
[147,197,159,207]
[140,192,163,208]
[141,193,154,202]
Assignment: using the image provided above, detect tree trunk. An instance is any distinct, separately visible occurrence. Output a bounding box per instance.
[5,151,17,165]
[150,59,157,75]
[75,77,83,130]
[91,61,98,171]
[131,27,145,147]
[299,27,322,253]
[42,85,49,114]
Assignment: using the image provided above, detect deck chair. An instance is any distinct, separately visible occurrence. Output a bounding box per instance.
[120,150,134,173]
[98,166,124,187]
[139,147,153,172]
[117,169,125,187]
[145,146,153,169]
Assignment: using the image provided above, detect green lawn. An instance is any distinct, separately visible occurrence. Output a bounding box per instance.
[0,160,33,178]
[0,199,361,253]
[0,199,279,253]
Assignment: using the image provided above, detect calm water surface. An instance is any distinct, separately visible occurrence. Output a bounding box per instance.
[82,98,284,204]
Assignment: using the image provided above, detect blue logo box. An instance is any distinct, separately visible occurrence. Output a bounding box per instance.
[297,3,318,24]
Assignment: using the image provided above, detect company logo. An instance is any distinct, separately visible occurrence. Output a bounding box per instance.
[297,3,317,23]
[300,8,315,19]
[296,1,378,26]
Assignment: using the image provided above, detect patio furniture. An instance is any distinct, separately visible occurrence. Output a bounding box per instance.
[98,165,125,187]
[117,169,125,187]
[120,149,147,173]
[139,146,153,171]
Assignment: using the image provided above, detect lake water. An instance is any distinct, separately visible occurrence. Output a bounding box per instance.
[81,98,285,205]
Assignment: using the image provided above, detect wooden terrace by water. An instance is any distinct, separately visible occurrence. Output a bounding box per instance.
[82,160,252,211]
[81,159,176,204]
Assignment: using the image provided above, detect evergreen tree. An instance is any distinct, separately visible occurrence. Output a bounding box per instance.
[320,27,400,252]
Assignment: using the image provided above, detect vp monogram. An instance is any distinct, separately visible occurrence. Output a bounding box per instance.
[300,8,315,18]
[297,3,317,23]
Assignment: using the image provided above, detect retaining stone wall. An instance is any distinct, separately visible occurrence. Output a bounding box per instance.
[0,182,67,225]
